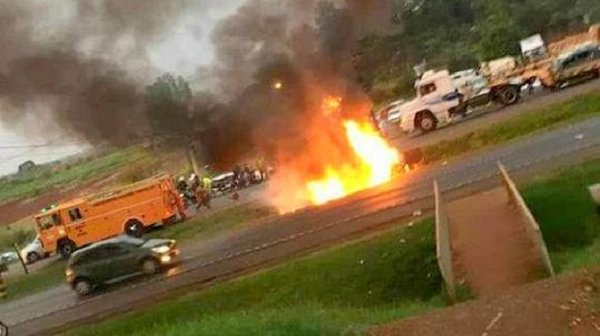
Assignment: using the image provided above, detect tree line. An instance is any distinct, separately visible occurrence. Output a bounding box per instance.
[354,0,600,104]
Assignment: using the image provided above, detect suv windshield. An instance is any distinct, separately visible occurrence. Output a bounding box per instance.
[119,236,146,246]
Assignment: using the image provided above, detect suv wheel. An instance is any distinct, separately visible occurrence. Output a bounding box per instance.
[74,279,93,297]
[124,219,145,238]
[26,252,40,263]
[141,258,160,275]
[58,240,77,259]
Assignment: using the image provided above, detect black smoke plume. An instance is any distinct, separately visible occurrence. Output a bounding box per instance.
[0,0,394,171]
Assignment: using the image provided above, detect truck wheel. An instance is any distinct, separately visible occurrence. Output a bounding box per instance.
[124,219,145,238]
[415,111,437,132]
[27,252,40,263]
[498,86,519,105]
[58,240,77,259]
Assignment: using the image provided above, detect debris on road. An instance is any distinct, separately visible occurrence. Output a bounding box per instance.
[481,311,503,336]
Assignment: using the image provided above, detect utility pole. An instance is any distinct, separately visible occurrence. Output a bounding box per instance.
[187,144,200,177]
[13,243,28,275]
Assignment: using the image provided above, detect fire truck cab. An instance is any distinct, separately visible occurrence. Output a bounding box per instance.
[35,174,186,258]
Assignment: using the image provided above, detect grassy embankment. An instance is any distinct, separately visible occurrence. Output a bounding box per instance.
[421,92,600,163]
[522,158,600,272]
[69,219,443,336]
[0,146,150,205]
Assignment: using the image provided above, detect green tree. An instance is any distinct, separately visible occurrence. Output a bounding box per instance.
[144,73,193,142]
[474,0,524,60]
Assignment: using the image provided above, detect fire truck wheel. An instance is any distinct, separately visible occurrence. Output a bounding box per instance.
[124,220,145,238]
[58,240,76,259]
[26,252,40,263]
[141,258,160,275]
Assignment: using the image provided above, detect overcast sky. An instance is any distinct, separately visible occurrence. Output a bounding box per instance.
[0,0,244,176]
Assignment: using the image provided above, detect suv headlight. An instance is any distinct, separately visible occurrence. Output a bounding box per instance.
[151,245,171,254]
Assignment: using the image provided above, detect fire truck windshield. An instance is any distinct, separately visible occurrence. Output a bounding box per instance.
[38,213,62,230]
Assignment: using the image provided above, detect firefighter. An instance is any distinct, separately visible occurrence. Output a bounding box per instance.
[176,176,188,194]
[202,175,212,191]
[189,173,200,192]
[195,180,212,210]
[232,165,242,189]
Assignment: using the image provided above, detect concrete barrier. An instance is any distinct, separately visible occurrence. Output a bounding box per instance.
[498,162,555,277]
[434,180,457,301]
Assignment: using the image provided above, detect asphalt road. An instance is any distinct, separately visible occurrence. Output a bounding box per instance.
[3,113,600,335]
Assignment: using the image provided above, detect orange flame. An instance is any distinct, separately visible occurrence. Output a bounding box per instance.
[322,96,342,115]
[265,95,402,213]
[305,120,401,205]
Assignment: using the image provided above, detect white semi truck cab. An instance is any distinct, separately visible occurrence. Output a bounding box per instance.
[399,69,522,134]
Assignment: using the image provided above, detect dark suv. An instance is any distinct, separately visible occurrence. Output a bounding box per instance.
[65,236,180,296]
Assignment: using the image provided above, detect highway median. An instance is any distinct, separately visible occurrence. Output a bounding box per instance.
[421,92,600,163]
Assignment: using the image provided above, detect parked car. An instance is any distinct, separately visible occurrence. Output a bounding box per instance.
[20,236,46,264]
[65,235,180,296]
[0,251,18,264]
[211,172,235,195]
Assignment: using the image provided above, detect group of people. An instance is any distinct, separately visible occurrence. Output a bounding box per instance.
[176,173,212,210]
[175,163,271,209]
[232,164,266,189]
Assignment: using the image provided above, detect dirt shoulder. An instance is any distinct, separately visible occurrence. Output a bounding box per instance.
[0,173,121,227]
[370,268,600,336]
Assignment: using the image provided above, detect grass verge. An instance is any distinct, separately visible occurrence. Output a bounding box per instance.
[2,260,67,302]
[147,203,277,243]
[522,158,600,272]
[422,92,600,163]
[0,216,36,251]
[69,219,443,336]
